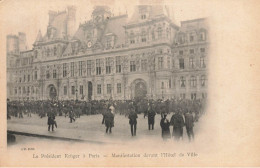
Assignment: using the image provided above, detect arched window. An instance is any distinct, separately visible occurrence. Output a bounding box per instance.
[199,30,206,41]
[157,27,162,39]
[54,46,57,56]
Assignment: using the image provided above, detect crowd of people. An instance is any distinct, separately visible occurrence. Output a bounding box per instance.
[7,98,207,141]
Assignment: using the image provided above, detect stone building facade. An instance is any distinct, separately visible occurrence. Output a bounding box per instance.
[6,5,209,101]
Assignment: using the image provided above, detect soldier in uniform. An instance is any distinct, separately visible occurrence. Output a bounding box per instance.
[47,113,56,131]
[69,107,75,123]
[148,103,156,130]
[104,108,114,133]
[128,107,138,136]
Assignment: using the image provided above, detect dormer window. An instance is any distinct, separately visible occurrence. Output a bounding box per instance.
[130,32,135,44]
[199,31,206,41]
[106,37,111,48]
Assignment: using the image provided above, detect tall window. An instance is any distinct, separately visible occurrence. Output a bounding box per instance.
[63,63,67,77]
[64,86,67,95]
[199,31,206,41]
[28,75,30,82]
[201,75,206,87]
[14,88,17,94]
[152,30,155,40]
[190,76,197,87]
[46,70,50,79]
[70,62,74,77]
[34,71,37,80]
[54,46,57,56]
[141,31,146,42]
[78,61,83,76]
[107,84,111,94]
[179,58,184,69]
[97,84,101,94]
[19,87,21,94]
[71,86,75,95]
[80,85,83,95]
[158,27,162,39]
[200,57,206,68]
[167,57,170,69]
[106,37,112,48]
[189,34,194,42]
[96,59,101,75]
[117,83,121,94]
[116,56,121,73]
[179,50,183,55]
[158,57,163,69]
[141,59,147,71]
[130,32,135,44]
[141,14,146,19]
[179,34,185,44]
[53,69,56,78]
[180,76,186,87]
[190,49,194,54]
[189,58,195,68]
[47,48,50,57]
[87,60,91,76]
[106,58,111,74]
[130,61,136,72]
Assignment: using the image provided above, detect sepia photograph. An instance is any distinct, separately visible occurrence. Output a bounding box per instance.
[0,0,259,167]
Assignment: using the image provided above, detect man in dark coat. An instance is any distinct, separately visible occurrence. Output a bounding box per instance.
[148,103,156,130]
[128,107,138,136]
[47,114,55,131]
[170,111,185,141]
[69,107,75,123]
[160,114,171,140]
[184,111,195,141]
[104,108,114,133]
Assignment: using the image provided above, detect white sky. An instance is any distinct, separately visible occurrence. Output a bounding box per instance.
[0,0,211,49]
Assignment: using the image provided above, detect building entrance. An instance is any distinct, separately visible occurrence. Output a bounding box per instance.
[48,84,57,100]
[131,79,147,99]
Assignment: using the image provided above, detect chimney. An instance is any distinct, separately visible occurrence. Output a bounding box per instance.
[67,6,76,38]
[18,32,28,52]
[48,10,57,25]
[6,34,19,54]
